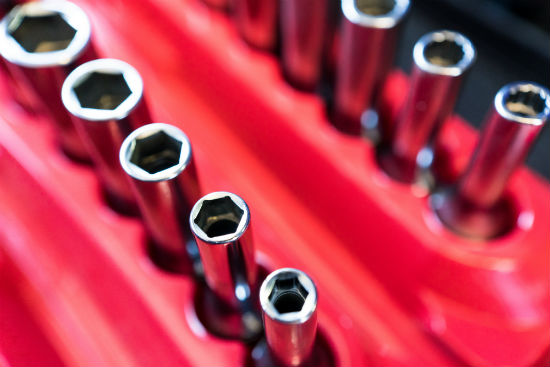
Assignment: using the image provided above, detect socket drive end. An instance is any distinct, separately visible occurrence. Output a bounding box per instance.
[260,268,318,367]
[434,82,549,239]
[0,0,91,68]
[190,192,256,305]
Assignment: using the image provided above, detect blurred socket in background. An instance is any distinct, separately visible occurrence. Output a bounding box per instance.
[394,0,549,178]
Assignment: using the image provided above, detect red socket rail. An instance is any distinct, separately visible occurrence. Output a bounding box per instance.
[0,0,548,366]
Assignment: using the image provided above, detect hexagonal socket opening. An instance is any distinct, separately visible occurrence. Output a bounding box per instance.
[72,72,132,110]
[129,131,183,174]
[504,88,546,118]
[423,39,465,67]
[8,13,76,53]
[355,0,396,15]
[268,276,309,314]
[194,196,244,238]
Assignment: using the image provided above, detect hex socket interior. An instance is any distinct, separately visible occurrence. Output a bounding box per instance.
[414,30,475,76]
[498,83,549,121]
[344,0,409,28]
[62,58,144,122]
[0,0,91,67]
[121,123,193,182]
[191,192,250,244]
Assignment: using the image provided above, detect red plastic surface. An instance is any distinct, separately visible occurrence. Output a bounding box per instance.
[0,0,548,366]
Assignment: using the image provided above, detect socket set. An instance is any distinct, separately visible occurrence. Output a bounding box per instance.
[0,0,548,366]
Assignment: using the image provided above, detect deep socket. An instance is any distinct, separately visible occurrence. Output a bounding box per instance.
[379,30,475,183]
[190,191,261,340]
[63,59,150,213]
[432,82,549,239]
[0,0,96,161]
[260,268,318,367]
[120,123,201,273]
[280,0,328,91]
[333,0,410,135]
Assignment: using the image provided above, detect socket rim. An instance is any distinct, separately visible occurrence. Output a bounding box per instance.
[413,30,476,77]
[120,123,193,182]
[494,82,550,126]
[342,0,410,29]
[190,191,251,245]
[62,58,144,121]
[0,0,91,68]
[260,268,317,325]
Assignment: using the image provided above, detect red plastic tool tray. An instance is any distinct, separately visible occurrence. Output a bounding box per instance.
[0,0,548,366]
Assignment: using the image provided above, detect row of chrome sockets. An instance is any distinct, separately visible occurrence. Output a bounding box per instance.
[1,0,549,241]
[0,0,548,364]
[0,1,322,366]
[201,0,550,240]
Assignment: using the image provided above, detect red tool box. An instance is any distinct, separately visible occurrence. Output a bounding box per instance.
[0,0,548,366]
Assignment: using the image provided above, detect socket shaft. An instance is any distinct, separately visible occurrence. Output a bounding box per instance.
[333,0,409,135]
[260,268,318,367]
[280,0,327,90]
[120,123,200,271]
[62,59,149,211]
[190,191,256,307]
[433,82,549,238]
[381,30,475,182]
[0,0,96,160]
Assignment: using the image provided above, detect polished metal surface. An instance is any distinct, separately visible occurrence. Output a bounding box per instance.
[63,59,149,210]
[260,268,318,367]
[0,0,95,160]
[0,0,91,67]
[280,0,327,90]
[200,0,228,10]
[233,0,277,50]
[459,82,548,207]
[190,191,256,306]
[120,123,200,271]
[381,30,475,182]
[333,0,410,135]
[433,82,549,238]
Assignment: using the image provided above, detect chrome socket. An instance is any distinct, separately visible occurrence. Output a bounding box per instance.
[190,191,256,306]
[0,0,96,160]
[260,268,318,367]
[432,82,549,239]
[63,58,150,213]
[280,0,328,90]
[380,30,475,182]
[333,0,410,135]
[120,123,201,272]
